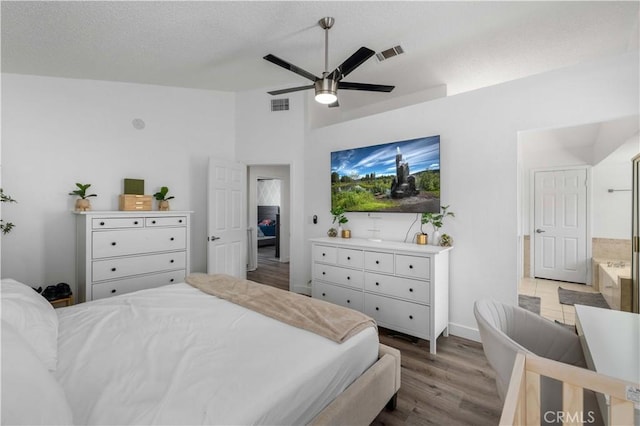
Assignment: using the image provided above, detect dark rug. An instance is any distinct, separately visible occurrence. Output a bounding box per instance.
[558,287,610,309]
[518,295,541,315]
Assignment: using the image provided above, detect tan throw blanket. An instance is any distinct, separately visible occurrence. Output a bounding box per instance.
[185,273,376,344]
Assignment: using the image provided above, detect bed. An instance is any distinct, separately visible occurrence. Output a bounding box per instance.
[1,276,400,425]
[257,205,279,256]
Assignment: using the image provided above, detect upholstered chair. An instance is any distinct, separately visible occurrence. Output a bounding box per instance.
[474,299,602,426]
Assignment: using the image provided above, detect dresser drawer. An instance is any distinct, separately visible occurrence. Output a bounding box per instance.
[395,254,430,279]
[312,281,363,312]
[337,248,364,268]
[92,228,187,259]
[364,251,394,273]
[364,293,430,338]
[314,263,363,290]
[92,251,186,282]
[364,272,429,304]
[91,270,185,300]
[92,217,144,229]
[313,245,337,264]
[145,216,187,227]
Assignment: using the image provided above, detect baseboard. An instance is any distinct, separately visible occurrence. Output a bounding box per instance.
[293,285,311,296]
[448,322,481,343]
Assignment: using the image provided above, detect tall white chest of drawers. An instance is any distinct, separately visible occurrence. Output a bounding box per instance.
[311,237,451,354]
[75,211,192,302]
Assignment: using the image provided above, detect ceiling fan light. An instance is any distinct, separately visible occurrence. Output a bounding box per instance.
[315,91,338,104]
[314,78,338,104]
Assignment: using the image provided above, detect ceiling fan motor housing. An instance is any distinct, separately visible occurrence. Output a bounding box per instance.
[315,78,338,104]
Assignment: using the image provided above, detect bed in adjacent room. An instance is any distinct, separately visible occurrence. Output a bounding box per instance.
[1,275,400,426]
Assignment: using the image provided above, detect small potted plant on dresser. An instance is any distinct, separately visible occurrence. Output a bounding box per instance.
[69,183,97,211]
[153,186,175,211]
[330,206,350,238]
[421,205,455,246]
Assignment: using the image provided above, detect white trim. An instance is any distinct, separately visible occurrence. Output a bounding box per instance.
[447,322,480,342]
[528,165,592,284]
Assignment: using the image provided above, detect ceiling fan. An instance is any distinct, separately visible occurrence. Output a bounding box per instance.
[263,17,395,107]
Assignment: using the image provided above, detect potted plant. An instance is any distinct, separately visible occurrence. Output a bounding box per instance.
[330,206,349,238]
[421,205,455,246]
[153,186,175,211]
[1,189,17,234]
[69,183,97,211]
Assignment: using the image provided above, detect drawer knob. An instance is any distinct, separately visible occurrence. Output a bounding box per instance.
[111,267,116,272]
[322,253,326,257]
[134,221,139,225]
[347,276,350,280]
[347,299,350,304]
[322,272,326,275]
[375,260,380,264]
[111,289,116,294]
[170,237,175,241]
[375,282,379,286]
[178,219,183,223]
[409,315,413,320]
[347,256,351,260]
[99,221,105,226]
[170,278,175,283]
[409,288,414,292]
[111,242,117,246]
[152,220,157,224]
[375,307,379,311]
[170,259,174,263]
[409,265,413,269]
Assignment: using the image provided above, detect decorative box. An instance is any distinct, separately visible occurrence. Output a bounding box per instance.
[119,194,152,211]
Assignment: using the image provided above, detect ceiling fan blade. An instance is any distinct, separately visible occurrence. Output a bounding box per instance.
[328,100,340,108]
[338,82,395,92]
[267,84,315,96]
[334,47,375,80]
[263,54,319,82]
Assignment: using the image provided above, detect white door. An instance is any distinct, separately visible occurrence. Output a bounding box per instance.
[207,158,247,278]
[534,169,587,283]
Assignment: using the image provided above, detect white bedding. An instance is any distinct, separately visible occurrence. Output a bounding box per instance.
[54,283,378,425]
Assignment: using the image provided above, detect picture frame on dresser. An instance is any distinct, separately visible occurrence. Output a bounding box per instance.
[74,211,192,302]
[310,237,451,354]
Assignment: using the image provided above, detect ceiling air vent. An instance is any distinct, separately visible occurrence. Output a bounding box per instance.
[376,45,405,62]
[270,98,290,112]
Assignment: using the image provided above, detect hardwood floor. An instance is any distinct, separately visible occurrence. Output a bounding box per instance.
[249,260,503,425]
[247,246,290,291]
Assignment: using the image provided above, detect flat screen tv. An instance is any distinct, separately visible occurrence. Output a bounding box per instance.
[331,135,440,213]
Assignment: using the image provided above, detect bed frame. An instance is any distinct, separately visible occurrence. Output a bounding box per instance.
[309,343,401,425]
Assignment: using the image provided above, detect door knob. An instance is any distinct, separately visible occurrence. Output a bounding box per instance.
[208,236,221,241]
[536,229,546,233]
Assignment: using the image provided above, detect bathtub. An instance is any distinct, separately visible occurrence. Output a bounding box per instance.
[598,260,632,311]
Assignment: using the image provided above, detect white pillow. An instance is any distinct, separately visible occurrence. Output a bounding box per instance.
[1,278,58,371]
[1,320,74,425]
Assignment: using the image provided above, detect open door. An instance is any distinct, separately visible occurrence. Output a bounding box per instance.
[207,158,247,278]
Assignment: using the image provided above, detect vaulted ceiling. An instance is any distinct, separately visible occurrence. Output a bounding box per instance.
[2,1,638,109]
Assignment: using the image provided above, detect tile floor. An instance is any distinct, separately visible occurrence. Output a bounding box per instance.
[518,277,601,325]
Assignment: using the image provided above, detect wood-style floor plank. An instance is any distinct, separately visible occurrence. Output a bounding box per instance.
[248,250,503,425]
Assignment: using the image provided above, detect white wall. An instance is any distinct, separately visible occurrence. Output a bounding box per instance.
[304,52,639,341]
[1,74,235,294]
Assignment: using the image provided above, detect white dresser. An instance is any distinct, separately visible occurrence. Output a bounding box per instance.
[310,237,451,354]
[75,211,192,302]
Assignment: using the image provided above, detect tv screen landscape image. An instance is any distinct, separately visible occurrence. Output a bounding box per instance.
[331,135,440,213]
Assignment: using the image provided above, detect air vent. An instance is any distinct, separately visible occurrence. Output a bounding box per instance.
[376,45,405,62]
[270,98,290,112]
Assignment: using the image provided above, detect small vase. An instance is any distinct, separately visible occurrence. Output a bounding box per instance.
[341,229,351,238]
[75,198,91,211]
[158,200,170,211]
[431,230,441,246]
[327,228,338,237]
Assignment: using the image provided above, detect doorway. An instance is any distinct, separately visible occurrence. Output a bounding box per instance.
[246,165,291,291]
